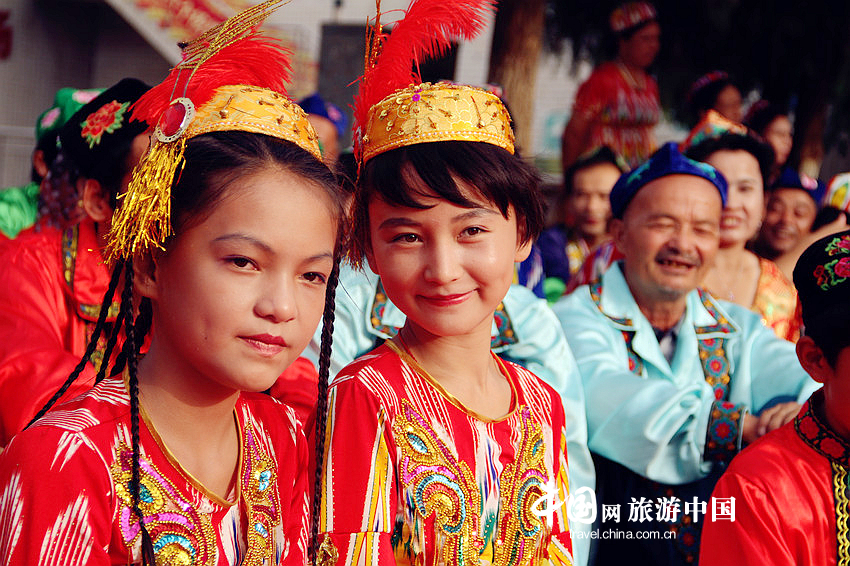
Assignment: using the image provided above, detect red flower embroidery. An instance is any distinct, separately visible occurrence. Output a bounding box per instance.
[80,100,128,148]
[714,422,731,440]
[814,265,828,287]
[798,417,819,439]
[835,257,850,279]
[819,437,847,460]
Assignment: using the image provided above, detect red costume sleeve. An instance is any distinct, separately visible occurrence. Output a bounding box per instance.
[0,238,96,446]
[268,356,319,428]
[0,425,113,564]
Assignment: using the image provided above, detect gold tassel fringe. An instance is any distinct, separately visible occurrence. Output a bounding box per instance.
[105,137,185,264]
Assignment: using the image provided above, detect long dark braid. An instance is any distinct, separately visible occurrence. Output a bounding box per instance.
[122,259,156,564]
[26,257,125,427]
[308,253,340,564]
[94,307,125,384]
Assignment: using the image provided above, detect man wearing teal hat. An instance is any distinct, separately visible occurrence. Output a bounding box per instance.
[0,88,101,238]
[552,143,817,565]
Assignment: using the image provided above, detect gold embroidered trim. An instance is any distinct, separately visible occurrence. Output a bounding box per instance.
[385,338,518,423]
[834,462,850,566]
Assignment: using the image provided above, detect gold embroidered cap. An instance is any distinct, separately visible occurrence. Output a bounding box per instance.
[185,85,319,158]
[105,0,320,264]
[360,82,515,163]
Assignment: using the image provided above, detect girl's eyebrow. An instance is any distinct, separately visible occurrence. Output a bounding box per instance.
[377,208,498,231]
[211,233,334,262]
[212,233,272,253]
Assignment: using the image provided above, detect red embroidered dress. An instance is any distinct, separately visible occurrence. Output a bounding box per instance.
[572,62,660,168]
[0,375,310,565]
[700,390,850,565]
[319,342,573,565]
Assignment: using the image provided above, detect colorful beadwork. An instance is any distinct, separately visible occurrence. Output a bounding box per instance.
[393,400,551,566]
[110,416,282,565]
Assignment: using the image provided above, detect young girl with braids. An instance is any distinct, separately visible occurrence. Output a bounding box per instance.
[313,1,573,564]
[0,4,344,565]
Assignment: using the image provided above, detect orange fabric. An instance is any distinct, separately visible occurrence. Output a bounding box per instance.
[752,258,802,343]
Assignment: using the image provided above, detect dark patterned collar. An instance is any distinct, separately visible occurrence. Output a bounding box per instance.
[795,389,850,469]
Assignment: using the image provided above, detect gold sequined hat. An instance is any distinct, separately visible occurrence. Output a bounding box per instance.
[105,0,321,263]
[353,0,506,166]
[360,82,514,163]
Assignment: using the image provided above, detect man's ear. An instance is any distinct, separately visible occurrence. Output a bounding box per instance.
[32,149,49,180]
[796,336,833,385]
[81,179,112,223]
[610,218,625,253]
[134,252,160,301]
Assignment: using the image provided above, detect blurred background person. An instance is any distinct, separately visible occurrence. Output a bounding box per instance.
[685,111,801,342]
[744,100,794,184]
[298,92,348,170]
[0,88,101,239]
[561,1,661,170]
[753,167,826,279]
[687,70,743,125]
[535,146,626,301]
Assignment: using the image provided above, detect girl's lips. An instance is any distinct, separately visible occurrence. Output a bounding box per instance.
[240,334,287,357]
[419,291,471,306]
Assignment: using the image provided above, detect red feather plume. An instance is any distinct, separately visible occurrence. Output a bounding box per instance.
[353,0,496,142]
[131,34,291,127]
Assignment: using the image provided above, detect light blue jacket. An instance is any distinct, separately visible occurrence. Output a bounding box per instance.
[553,262,819,485]
[306,264,595,566]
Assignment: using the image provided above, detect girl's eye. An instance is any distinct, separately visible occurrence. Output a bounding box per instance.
[391,233,420,243]
[227,256,256,269]
[303,272,328,284]
[462,226,485,237]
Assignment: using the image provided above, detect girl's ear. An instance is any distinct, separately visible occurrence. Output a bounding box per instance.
[796,336,833,385]
[134,252,160,300]
[365,245,379,275]
[81,179,113,222]
[514,237,532,263]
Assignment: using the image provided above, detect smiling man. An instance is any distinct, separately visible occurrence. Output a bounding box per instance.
[553,143,818,565]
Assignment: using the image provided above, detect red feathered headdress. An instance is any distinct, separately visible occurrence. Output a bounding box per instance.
[353,0,497,163]
[106,0,322,263]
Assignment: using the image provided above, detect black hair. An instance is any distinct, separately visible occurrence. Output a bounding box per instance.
[812,206,850,232]
[563,146,625,197]
[685,133,775,187]
[805,324,850,368]
[743,101,789,137]
[27,130,346,565]
[351,141,544,265]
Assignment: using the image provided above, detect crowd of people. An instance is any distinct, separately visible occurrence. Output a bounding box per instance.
[0,0,848,565]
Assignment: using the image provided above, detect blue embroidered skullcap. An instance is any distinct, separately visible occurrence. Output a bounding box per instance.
[610,142,728,218]
[298,93,348,139]
[771,167,826,207]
